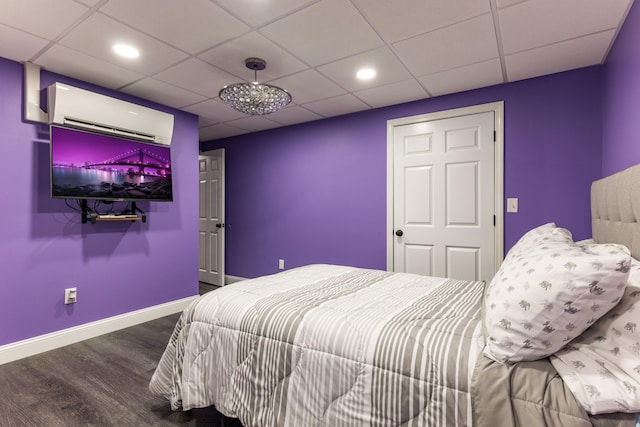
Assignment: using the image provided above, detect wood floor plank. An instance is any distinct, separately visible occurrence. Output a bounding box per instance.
[0,311,242,426]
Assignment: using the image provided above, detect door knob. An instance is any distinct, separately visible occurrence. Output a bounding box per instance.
[216,223,225,228]
[395,229,403,237]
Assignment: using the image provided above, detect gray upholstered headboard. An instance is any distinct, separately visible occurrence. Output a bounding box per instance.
[591,164,640,259]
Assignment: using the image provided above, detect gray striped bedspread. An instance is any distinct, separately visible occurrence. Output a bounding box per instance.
[150,264,485,426]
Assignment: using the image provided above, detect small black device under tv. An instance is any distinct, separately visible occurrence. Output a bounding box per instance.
[50,125,173,202]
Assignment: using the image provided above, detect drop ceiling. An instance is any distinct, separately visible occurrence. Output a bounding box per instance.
[0,0,634,141]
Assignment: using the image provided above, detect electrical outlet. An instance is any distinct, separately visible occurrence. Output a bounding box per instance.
[278,259,285,270]
[65,287,77,305]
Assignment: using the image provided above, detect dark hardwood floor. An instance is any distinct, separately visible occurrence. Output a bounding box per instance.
[199,282,218,296]
[0,283,243,427]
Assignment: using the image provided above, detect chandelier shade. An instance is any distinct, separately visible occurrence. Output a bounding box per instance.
[219,58,292,115]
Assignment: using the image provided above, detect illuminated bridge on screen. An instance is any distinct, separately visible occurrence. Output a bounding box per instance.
[84,148,170,175]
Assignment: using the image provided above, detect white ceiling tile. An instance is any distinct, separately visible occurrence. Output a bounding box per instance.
[354,79,429,108]
[198,32,308,81]
[499,0,632,54]
[393,13,499,76]
[0,25,49,62]
[269,69,346,104]
[120,78,207,108]
[505,31,614,82]
[214,0,318,27]
[419,59,504,97]
[154,58,239,97]
[0,0,88,40]
[303,94,370,117]
[36,44,144,89]
[267,105,324,126]
[496,0,530,8]
[182,99,247,122]
[100,0,249,54]
[57,13,188,75]
[225,116,282,132]
[260,0,384,66]
[317,47,413,92]
[352,0,490,43]
[199,116,217,127]
[199,123,248,142]
[76,0,101,5]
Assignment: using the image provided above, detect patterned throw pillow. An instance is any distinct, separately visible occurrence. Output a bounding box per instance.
[551,257,640,414]
[502,222,557,262]
[483,225,631,363]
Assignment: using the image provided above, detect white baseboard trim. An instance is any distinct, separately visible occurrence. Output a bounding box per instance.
[0,295,198,365]
[225,274,247,285]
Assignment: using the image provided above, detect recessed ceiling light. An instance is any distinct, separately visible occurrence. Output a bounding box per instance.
[356,68,376,80]
[113,44,140,59]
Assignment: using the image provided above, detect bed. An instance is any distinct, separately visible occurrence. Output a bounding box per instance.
[150,165,640,427]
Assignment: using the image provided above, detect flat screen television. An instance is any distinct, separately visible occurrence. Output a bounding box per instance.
[50,125,173,202]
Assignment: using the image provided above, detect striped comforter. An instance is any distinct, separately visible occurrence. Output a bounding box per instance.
[150,264,485,426]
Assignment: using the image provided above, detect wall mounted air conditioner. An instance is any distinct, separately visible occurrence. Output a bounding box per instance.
[47,82,174,145]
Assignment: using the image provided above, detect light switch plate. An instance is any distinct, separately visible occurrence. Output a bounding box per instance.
[507,198,518,213]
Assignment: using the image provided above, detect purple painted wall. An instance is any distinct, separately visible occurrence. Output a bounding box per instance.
[3,0,636,348]
[0,57,199,346]
[602,0,640,175]
[202,67,604,279]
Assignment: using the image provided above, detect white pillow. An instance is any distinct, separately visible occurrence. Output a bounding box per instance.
[551,256,640,414]
[483,226,631,363]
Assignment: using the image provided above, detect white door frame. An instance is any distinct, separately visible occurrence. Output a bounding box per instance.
[386,101,504,275]
[199,148,225,285]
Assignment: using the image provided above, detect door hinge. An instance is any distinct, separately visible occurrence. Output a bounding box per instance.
[493,130,496,142]
[493,215,496,226]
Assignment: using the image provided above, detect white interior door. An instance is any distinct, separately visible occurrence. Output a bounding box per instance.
[388,104,503,283]
[199,149,225,285]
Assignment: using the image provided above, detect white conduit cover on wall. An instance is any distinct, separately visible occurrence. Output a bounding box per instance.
[23,62,49,123]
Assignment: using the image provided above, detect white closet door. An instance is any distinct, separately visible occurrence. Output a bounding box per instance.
[392,111,496,282]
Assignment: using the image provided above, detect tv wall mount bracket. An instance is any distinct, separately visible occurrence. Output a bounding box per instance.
[81,200,147,224]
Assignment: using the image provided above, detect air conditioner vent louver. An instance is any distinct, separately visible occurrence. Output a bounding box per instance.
[47,83,174,145]
[63,117,156,143]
